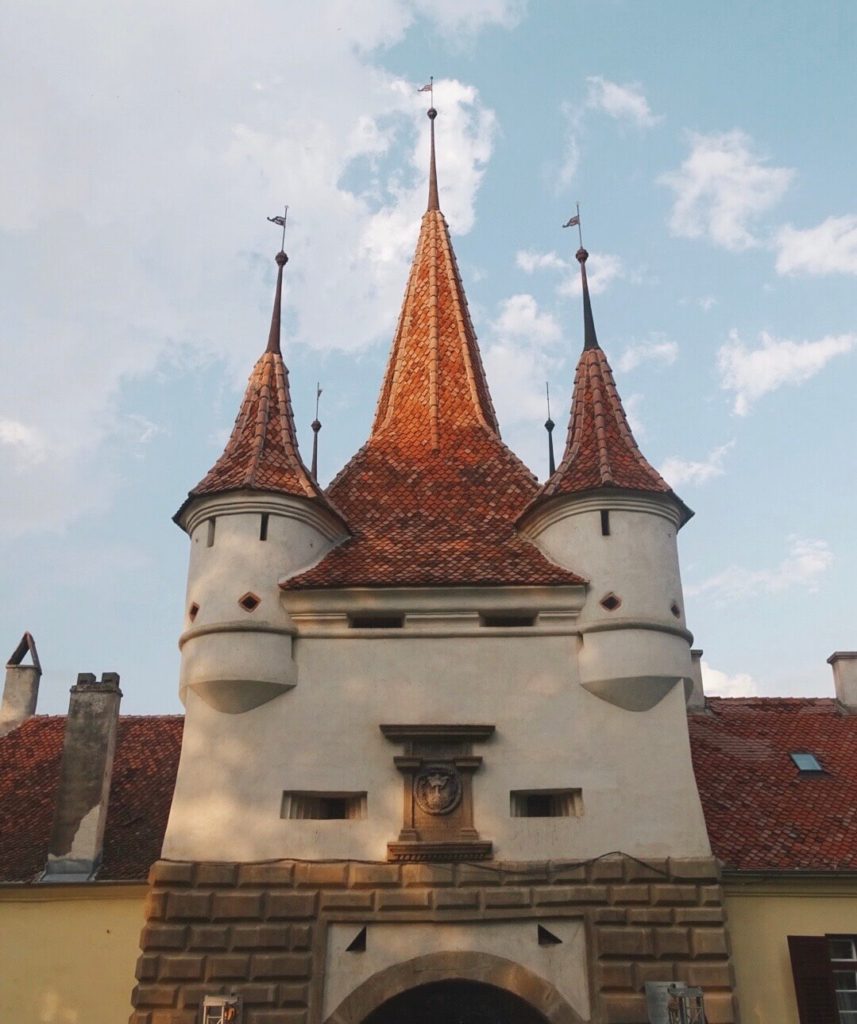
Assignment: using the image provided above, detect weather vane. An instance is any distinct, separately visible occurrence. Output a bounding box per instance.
[418,76,434,108]
[267,205,289,251]
[563,202,583,248]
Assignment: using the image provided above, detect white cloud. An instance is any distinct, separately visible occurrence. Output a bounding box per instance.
[718,329,856,415]
[659,441,734,488]
[701,661,758,698]
[623,393,646,438]
[0,418,46,464]
[516,248,625,297]
[660,130,794,250]
[617,337,679,372]
[0,3,507,534]
[412,0,527,33]
[485,292,565,452]
[698,296,717,312]
[775,214,857,276]
[585,77,661,129]
[559,253,625,296]
[516,250,567,274]
[687,536,833,603]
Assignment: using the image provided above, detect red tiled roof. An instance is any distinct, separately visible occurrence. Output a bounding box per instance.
[176,254,339,523]
[0,715,182,882]
[538,345,677,500]
[690,697,857,871]
[2,699,857,879]
[284,209,584,590]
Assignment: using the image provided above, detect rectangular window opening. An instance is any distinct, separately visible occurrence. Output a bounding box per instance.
[480,614,537,628]
[281,791,367,820]
[510,788,583,818]
[600,509,611,536]
[259,512,269,541]
[348,614,404,629]
[206,518,216,547]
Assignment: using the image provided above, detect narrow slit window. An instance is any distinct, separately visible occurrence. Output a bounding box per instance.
[600,593,621,612]
[600,509,611,536]
[189,602,199,622]
[281,791,367,820]
[259,513,269,541]
[348,615,404,629]
[480,614,537,628]
[206,518,216,547]
[510,789,583,818]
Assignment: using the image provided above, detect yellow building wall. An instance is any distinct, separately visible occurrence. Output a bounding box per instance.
[0,884,146,1024]
[725,877,857,1024]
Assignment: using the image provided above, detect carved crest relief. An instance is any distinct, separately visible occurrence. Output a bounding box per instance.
[414,764,462,816]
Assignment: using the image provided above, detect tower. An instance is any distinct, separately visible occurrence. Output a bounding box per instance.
[132,110,737,1024]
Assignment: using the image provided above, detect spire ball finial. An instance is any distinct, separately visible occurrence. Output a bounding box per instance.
[427,107,437,120]
[576,247,588,264]
[276,251,288,267]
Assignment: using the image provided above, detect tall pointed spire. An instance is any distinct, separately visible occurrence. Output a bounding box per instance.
[524,222,691,523]
[369,101,499,450]
[284,105,584,592]
[176,244,339,523]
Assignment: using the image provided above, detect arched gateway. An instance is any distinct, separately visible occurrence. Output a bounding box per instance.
[365,981,549,1024]
[324,952,586,1024]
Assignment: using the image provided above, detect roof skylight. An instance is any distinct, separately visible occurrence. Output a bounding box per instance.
[790,752,824,773]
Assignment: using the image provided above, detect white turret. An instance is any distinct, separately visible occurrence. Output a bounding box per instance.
[173,248,348,714]
[520,246,694,712]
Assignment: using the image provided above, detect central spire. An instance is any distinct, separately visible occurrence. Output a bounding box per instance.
[369,103,499,449]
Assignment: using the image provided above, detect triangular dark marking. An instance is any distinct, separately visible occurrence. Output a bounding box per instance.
[346,926,367,952]
[538,925,562,946]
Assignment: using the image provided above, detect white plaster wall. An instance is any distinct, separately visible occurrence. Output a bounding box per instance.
[164,629,711,862]
[178,494,344,702]
[324,919,590,1021]
[529,502,686,628]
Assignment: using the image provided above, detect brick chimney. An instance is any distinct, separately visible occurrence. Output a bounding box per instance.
[0,633,42,737]
[829,652,857,713]
[42,672,122,882]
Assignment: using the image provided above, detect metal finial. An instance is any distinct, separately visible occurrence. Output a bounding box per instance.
[564,204,599,352]
[310,383,322,480]
[266,206,290,355]
[545,382,556,476]
[419,77,439,211]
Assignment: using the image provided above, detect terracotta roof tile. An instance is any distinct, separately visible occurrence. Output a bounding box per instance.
[284,210,583,590]
[540,346,675,498]
[176,253,339,523]
[690,697,857,871]
[0,715,182,882]
[526,251,689,523]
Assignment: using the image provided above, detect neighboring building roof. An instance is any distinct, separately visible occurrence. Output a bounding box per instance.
[2,699,856,881]
[175,252,338,523]
[527,249,689,523]
[0,715,182,883]
[284,115,584,590]
[689,697,857,872]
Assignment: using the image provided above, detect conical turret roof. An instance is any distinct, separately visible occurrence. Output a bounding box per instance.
[176,251,339,523]
[529,247,690,522]
[286,111,583,590]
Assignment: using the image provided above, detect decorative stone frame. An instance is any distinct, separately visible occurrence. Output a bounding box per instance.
[380,724,495,861]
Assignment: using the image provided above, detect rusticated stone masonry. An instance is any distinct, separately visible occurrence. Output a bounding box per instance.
[130,856,737,1024]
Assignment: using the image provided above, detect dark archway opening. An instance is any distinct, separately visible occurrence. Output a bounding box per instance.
[363,979,551,1024]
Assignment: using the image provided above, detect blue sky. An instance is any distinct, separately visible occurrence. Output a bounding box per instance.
[1,1,855,713]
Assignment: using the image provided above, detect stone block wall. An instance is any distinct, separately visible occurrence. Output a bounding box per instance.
[130,856,737,1024]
